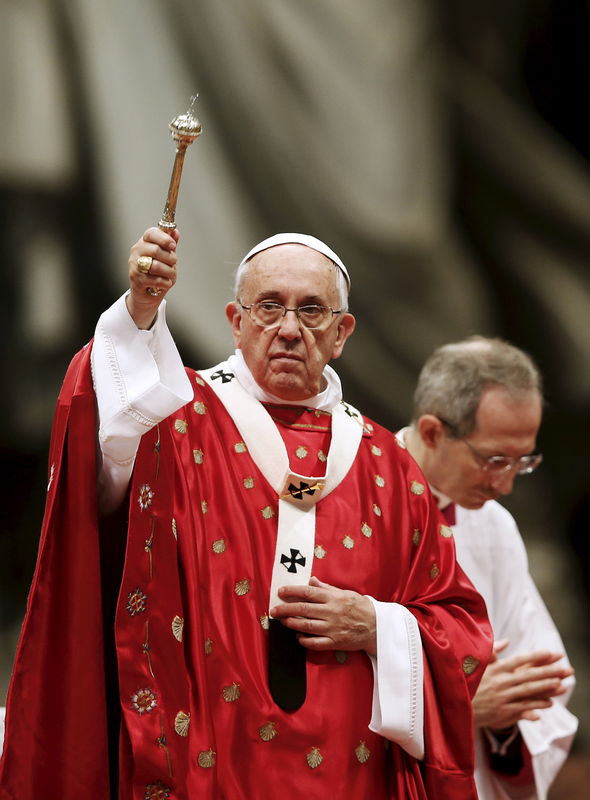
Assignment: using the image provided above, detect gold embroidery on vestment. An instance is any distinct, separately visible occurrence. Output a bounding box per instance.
[143,620,155,679]
[373,504,382,517]
[375,475,385,488]
[138,484,154,511]
[306,747,324,769]
[318,449,327,462]
[174,711,190,737]
[243,476,254,489]
[261,506,275,519]
[410,480,425,495]
[131,687,157,714]
[212,539,226,554]
[342,536,354,549]
[412,529,422,546]
[204,638,213,655]
[197,749,216,768]
[126,588,147,616]
[430,563,440,579]
[193,401,207,415]
[172,615,184,642]
[145,780,172,799]
[156,713,173,777]
[361,522,372,538]
[259,615,270,630]
[314,545,327,559]
[295,446,308,459]
[174,419,188,434]
[371,445,382,456]
[463,656,480,675]
[259,721,277,741]
[193,449,204,464]
[355,740,371,763]
[222,682,241,702]
[195,375,205,386]
[440,524,453,538]
[235,579,250,596]
[171,518,177,539]
[234,441,247,453]
[201,500,208,514]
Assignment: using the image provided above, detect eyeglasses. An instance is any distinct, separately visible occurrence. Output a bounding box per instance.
[238,300,343,330]
[439,418,543,476]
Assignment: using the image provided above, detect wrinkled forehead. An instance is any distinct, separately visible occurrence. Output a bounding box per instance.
[239,232,351,290]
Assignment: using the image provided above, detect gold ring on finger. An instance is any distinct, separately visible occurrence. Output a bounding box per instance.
[137,255,153,274]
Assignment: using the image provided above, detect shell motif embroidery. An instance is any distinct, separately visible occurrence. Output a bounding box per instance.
[174,419,188,434]
[410,480,425,496]
[430,563,440,580]
[201,500,208,515]
[306,747,324,769]
[463,656,480,675]
[261,506,275,520]
[373,504,382,517]
[374,475,385,488]
[342,536,354,550]
[371,445,382,456]
[440,524,453,539]
[171,615,184,642]
[235,579,250,596]
[195,375,205,386]
[144,780,171,799]
[234,441,247,454]
[204,638,213,655]
[317,450,327,462]
[243,477,255,489]
[193,449,204,465]
[259,615,270,630]
[131,688,157,714]
[171,518,178,540]
[212,539,226,554]
[412,529,422,546]
[355,740,371,764]
[314,545,327,559]
[126,588,147,616]
[361,522,372,538]
[197,749,216,768]
[259,721,277,742]
[138,484,154,511]
[222,683,241,702]
[174,710,191,737]
[295,446,308,459]
[193,401,207,415]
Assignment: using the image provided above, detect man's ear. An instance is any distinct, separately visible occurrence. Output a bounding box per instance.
[331,313,356,359]
[225,302,242,347]
[416,415,446,449]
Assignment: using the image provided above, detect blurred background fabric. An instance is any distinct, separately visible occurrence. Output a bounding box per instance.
[1,0,589,792]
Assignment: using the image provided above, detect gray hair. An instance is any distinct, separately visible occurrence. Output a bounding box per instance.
[412,336,543,437]
[234,253,350,312]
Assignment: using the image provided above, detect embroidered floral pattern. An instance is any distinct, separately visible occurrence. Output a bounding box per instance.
[138,484,154,511]
[131,688,157,714]
[144,781,171,799]
[126,588,147,616]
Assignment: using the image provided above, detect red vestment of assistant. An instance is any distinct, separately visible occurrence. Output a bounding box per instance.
[0,346,492,800]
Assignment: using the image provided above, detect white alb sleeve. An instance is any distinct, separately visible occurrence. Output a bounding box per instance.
[91,292,194,512]
[365,596,424,760]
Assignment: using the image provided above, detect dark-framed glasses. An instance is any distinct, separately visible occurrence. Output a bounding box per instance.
[238,300,343,330]
[439,418,543,476]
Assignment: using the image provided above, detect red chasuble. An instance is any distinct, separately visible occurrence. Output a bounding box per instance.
[0,348,492,800]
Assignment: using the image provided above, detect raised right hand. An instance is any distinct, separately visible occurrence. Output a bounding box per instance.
[127,227,180,329]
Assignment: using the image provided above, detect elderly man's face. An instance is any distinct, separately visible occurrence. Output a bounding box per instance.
[225,244,355,400]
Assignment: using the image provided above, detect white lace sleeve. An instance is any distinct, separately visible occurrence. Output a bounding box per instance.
[91,292,194,513]
[365,597,424,759]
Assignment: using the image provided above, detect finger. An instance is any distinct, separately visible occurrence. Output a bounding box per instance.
[276,584,329,605]
[297,634,336,651]
[309,575,334,590]
[501,650,562,671]
[493,638,510,655]
[142,226,178,251]
[270,601,329,622]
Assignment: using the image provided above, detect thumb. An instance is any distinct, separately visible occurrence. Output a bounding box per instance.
[492,638,510,660]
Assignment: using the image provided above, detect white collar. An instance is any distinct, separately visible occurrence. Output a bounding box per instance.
[228,349,342,412]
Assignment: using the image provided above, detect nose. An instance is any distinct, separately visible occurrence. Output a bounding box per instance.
[488,468,518,496]
[276,308,302,339]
